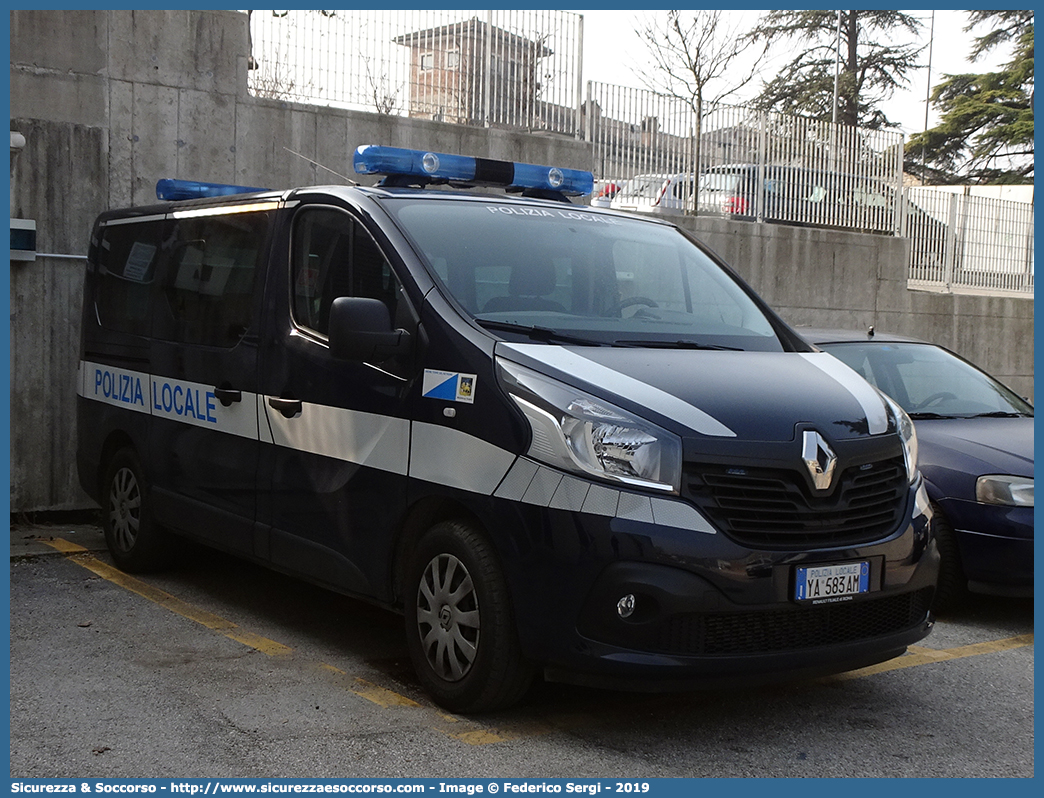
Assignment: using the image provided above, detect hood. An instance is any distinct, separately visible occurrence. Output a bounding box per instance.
[497,344,891,443]
[917,416,1034,478]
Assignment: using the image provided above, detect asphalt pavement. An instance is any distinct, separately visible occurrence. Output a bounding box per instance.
[9,516,1034,779]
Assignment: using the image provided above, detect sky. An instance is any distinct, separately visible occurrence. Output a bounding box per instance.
[569,9,1008,138]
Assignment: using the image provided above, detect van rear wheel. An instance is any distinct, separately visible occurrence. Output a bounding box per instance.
[102,448,172,573]
[404,520,533,713]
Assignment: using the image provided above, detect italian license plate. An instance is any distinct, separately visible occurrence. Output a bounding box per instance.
[794,561,870,603]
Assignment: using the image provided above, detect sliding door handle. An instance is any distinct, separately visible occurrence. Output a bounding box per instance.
[213,387,242,406]
[267,397,303,419]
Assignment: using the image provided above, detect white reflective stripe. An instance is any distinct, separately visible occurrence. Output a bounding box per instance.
[492,457,716,533]
[80,357,716,533]
[501,343,735,437]
[617,492,655,523]
[78,360,258,438]
[800,352,890,435]
[494,458,541,501]
[257,394,275,445]
[548,474,592,512]
[265,399,410,476]
[150,375,257,438]
[582,484,620,517]
[410,422,517,494]
[79,360,150,414]
[522,466,563,506]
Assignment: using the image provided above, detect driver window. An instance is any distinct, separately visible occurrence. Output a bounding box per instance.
[291,207,402,337]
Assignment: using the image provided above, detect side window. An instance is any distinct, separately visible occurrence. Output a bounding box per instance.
[93,219,166,337]
[156,210,270,347]
[291,207,401,337]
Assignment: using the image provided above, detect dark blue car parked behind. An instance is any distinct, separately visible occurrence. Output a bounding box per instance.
[803,329,1033,611]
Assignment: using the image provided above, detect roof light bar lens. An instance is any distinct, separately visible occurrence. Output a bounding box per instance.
[353,146,476,182]
[156,179,270,201]
[353,145,593,197]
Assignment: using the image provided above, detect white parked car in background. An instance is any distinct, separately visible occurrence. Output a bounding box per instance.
[609,173,692,215]
[590,179,627,208]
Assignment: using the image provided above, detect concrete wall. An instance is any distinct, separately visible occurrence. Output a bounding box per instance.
[8,9,1034,513]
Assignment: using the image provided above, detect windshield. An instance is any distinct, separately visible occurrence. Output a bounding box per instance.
[384,197,783,351]
[820,341,1033,418]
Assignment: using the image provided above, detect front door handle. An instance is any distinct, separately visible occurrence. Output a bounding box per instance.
[213,387,242,407]
[268,397,303,419]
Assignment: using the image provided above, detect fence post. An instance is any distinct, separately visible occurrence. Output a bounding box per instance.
[575,15,584,139]
[1022,206,1034,292]
[483,10,492,128]
[755,112,767,222]
[943,194,959,291]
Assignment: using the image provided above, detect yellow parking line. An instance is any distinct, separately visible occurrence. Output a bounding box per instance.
[826,633,1034,682]
[351,677,422,708]
[42,538,424,709]
[38,537,1033,741]
[41,538,293,656]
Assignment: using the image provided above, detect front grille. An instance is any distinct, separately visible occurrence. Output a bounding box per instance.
[657,588,932,656]
[683,456,908,549]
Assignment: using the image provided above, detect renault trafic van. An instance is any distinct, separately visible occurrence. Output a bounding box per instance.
[77,145,938,712]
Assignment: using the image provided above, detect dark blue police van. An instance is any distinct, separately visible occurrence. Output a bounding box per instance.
[77,145,938,712]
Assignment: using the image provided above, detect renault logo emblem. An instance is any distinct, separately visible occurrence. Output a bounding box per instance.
[802,430,838,491]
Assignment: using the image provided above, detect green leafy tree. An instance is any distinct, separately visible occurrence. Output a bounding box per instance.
[750,10,924,129]
[906,11,1033,184]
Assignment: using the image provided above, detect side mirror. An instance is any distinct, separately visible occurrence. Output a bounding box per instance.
[328,296,410,361]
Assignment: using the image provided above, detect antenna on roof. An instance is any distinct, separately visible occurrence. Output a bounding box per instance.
[283,147,358,186]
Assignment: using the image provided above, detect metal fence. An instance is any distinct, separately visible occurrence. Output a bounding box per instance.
[585,81,905,234]
[905,188,1034,295]
[247,12,1032,297]
[247,9,583,133]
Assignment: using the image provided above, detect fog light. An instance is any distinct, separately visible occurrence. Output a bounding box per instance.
[617,594,636,619]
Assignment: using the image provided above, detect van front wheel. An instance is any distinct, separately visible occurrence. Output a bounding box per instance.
[404,521,533,713]
[102,448,172,573]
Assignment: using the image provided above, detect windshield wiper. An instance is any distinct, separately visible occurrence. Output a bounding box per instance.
[612,339,743,351]
[475,319,610,347]
[908,412,959,420]
[968,411,1029,418]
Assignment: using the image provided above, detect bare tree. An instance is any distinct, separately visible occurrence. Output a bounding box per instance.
[361,54,403,115]
[635,10,768,211]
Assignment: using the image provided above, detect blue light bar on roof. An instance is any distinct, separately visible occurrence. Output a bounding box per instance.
[352,145,594,197]
[156,179,270,201]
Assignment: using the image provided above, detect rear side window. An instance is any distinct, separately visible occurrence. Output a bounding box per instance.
[92,210,271,346]
[93,219,166,337]
[155,211,271,347]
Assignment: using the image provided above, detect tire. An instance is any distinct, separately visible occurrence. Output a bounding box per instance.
[102,448,173,573]
[930,502,968,614]
[404,520,534,713]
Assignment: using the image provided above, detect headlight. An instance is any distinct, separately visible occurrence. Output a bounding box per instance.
[976,475,1034,507]
[497,358,682,493]
[882,393,918,484]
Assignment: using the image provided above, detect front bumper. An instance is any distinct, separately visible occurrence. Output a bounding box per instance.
[550,547,937,689]
[497,478,938,688]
